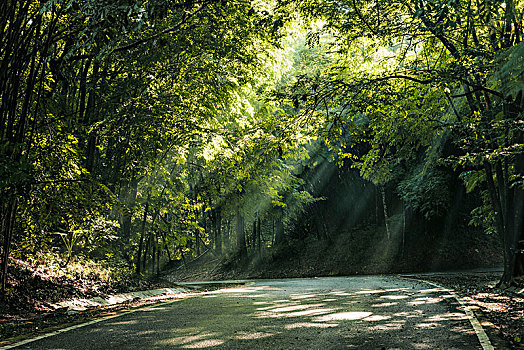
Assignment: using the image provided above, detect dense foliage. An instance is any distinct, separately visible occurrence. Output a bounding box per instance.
[275,0,524,285]
[0,0,302,289]
[1,0,523,292]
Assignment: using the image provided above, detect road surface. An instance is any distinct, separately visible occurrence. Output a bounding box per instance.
[11,276,486,349]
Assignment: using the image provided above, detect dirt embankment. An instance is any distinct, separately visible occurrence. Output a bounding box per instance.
[168,223,502,282]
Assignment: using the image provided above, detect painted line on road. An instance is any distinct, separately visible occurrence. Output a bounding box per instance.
[401,277,494,350]
[0,296,190,350]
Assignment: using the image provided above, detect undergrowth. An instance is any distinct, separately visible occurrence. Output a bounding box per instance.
[1,254,142,317]
[21,251,133,283]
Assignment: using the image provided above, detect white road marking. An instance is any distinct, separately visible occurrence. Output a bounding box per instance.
[0,297,188,350]
[1,278,495,349]
[402,277,495,350]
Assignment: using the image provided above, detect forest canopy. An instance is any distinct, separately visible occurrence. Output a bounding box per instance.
[1,0,523,292]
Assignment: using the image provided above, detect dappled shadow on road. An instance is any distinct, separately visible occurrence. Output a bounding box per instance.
[93,277,479,349]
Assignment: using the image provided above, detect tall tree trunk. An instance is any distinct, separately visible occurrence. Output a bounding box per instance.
[151,232,157,275]
[156,233,161,275]
[402,201,406,256]
[226,219,231,249]
[252,220,257,250]
[136,192,150,275]
[143,210,160,274]
[484,162,512,285]
[1,196,17,293]
[215,209,222,255]
[510,152,524,280]
[143,230,151,274]
[121,177,138,265]
[272,218,275,246]
[236,208,247,259]
[381,186,391,240]
[274,207,284,245]
[509,93,524,281]
[163,233,172,262]
[195,228,200,256]
[375,186,380,226]
[179,246,187,269]
[257,217,261,254]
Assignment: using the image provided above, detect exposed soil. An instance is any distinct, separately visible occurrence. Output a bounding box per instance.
[166,223,503,282]
[1,259,156,314]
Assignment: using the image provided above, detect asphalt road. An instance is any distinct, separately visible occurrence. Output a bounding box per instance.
[13,276,484,349]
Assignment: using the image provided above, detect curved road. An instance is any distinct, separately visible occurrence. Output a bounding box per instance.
[12,276,485,349]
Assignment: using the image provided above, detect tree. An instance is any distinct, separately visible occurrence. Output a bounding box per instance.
[0,0,286,289]
[277,0,523,285]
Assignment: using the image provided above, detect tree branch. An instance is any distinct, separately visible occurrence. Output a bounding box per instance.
[450,88,482,98]
[68,2,207,61]
[372,75,433,84]
[461,80,505,99]
[31,178,89,186]
[369,75,506,101]
[352,0,378,36]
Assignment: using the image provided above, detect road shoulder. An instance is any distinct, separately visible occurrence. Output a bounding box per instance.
[401,271,523,349]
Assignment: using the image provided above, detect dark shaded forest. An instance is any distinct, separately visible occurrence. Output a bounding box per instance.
[1,0,523,306]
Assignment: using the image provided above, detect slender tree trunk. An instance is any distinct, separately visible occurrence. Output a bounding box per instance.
[375,186,380,226]
[484,162,512,285]
[179,246,187,269]
[202,204,207,250]
[245,224,250,248]
[236,208,247,259]
[1,196,17,293]
[226,219,231,249]
[381,186,391,240]
[512,186,524,278]
[257,217,261,254]
[272,218,275,246]
[121,177,138,265]
[195,228,200,256]
[136,192,151,275]
[274,207,284,245]
[152,232,157,275]
[510,152,524,280]
[508,93,524,281]
[156,233,160,275]
[215,209,222,255]
[252,220,257,249]
[402,201,406,255]
[159,225,172,262]
[143,230,151,274]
